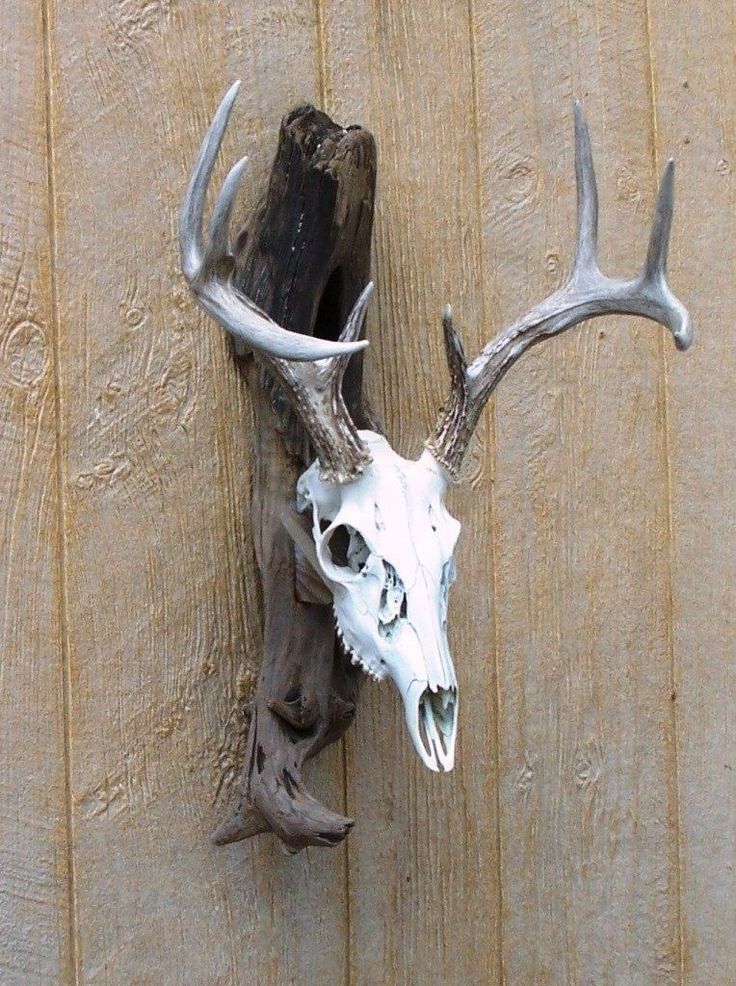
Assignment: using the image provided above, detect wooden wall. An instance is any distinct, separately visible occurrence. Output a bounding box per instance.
[1,1,733,983]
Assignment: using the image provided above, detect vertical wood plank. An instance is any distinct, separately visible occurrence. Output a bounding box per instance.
[0,2,70,983]
[48,1,348,981]
[647,2,736,981]
[472,2,681,982]
[320,2,502,983]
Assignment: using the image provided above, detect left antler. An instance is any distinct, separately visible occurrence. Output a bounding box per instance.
[427,103,692,477]
[181,81,375,483]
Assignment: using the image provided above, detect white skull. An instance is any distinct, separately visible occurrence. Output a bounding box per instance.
[297,431,460,771]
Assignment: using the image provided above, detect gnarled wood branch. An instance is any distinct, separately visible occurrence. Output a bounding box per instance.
[211,104,376,853]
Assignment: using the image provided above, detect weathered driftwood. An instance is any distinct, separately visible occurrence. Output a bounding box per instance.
[211,105,376,852]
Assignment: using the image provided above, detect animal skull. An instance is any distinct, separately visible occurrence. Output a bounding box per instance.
[297,432,460,771]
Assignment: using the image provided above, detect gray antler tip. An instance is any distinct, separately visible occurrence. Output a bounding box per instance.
[228,154,249,186]
[674,316,693,352]
[218,80,242,117]
[441,305,467,378]
[211,807,266,845]
[206,155,250,257]
[643,157,677,278]
[654,161,675,218]
[225,156,249,184]
[572,99,598,273]
[573,100,588,131]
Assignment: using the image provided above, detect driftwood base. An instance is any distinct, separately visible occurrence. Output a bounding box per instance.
[212,104,376,852]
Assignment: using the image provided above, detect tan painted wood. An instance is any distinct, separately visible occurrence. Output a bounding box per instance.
[0,3,71,984]
[319,2,502,983]
[48,2,349,981]
[472,3,681,982]
[2,1,733,982]
[647,3,736,981]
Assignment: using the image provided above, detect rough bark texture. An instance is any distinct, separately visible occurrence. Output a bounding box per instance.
[211,106,377,852]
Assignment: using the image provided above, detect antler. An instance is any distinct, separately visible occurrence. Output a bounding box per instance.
[427,103,692,477]
[180,82,373,483]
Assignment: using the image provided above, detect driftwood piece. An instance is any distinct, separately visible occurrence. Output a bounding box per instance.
[212,105,376,852]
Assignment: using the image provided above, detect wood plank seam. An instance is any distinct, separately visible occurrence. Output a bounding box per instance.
[642,0,685,976]
[40,0,78,981]
[466,1,507,981]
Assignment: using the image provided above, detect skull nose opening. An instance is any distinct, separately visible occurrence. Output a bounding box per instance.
[416,685,457,772]
[378,562,407,640]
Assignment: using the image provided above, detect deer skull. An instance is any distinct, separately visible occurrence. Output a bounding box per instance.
[297,432,459,771]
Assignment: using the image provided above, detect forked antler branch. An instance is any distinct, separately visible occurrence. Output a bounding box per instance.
[427,103,692,476]
[181,82,374,483]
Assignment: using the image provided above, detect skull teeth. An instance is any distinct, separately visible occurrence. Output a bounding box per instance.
[333,611,385,682]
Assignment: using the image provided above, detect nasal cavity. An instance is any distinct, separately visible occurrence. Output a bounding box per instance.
[378,562,407,639]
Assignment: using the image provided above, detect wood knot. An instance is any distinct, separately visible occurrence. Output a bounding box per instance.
[492,149,541,215]
[2,319,49,389]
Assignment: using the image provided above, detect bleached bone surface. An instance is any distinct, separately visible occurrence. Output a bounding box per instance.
[297,432,460,771]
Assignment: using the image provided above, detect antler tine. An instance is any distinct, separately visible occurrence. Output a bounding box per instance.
[207,154,249,260]
[272,282,375,483]
[572,100,599,277]
[180,82,369,363]
[639,160,692,350]
[644,159,674,279]
[427,103,692,477]
[180,80,241,282]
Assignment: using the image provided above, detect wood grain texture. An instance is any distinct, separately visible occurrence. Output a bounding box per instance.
[320,2,502,983]
[47,1,349,981]
[0,2,71,984]
[1,1,732,983]
[647,2,736,981]
[472,3,681,982]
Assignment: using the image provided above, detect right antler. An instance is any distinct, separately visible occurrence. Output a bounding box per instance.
[180,82,374,483]
[427,103,692,477]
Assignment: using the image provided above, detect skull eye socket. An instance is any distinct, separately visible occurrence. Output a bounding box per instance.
[323,523,370,574]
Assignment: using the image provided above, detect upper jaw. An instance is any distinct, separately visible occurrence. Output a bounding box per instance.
[334,609,459,771]
[402,678,457,772]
